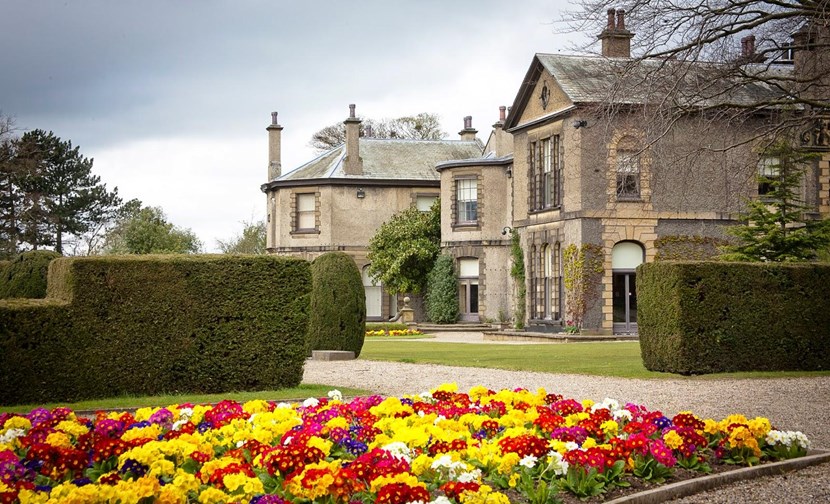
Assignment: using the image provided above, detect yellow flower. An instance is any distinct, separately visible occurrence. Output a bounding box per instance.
[134,407,154,422]
[44,432,72,449]
[508,473,520,488]
[223,472,264,496]
[55,420,89,438]
[663,430,684,450]
[121,424,163,442]
[582,437,597,449]
[460,484,511,504]
[703,419,720,435]
[581,399,595,409]
[17,489,49,504]
[748,417,772,438]
[600,420,619,436]
[497,452,520,474]
[411,453,434,475]
[243,399,271,414]
[2,416,32,432]
[370,472,423,493]
[198,487,230,504]
[307,435,333,456]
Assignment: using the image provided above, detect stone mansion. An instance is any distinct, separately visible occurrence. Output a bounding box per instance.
[261,11,830,334]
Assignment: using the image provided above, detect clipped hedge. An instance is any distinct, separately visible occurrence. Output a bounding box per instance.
[638,261,830,374]
[306,252,366,357]
[0,254,310,405]
[0,250,61,299]
[425,254,459,323]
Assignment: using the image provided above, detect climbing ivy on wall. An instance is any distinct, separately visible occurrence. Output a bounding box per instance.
[509,230,526,329]
[654,235,728,261]
[563,243,604,330]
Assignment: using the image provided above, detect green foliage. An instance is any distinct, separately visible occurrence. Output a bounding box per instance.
[217,219,266,254]
[720,140,830,262]
[307,252,366,357]
[0,255,310,405]
[638,261,830,374]
[0,250,61,299]
[104,206,202,254]
[561,466,605,499]
[11,129,122,254]
[425,254,458,323]
[367,200,440,294]
[510,230,526,329]
[562,243,604,329]
[310,112,445,152]
[655,235,727,261]
[632,455,673,483]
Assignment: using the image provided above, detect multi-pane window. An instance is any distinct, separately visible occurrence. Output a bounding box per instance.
[456,178,477,224]
[295,193,316,230]
[530,136,562,211]
[758,157,779,197]
[616,151,640,199]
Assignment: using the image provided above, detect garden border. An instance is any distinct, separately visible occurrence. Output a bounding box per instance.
[605,450,830,503]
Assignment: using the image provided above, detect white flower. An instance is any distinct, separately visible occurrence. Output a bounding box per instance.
[171,419,188,431]
[457,469,481,483]
[236,440,245,448]
[248,413,257,424]
[766,430,811,450]
[592,398,620,412]
[429,498,453,504]
[0,428,25,444]
[612,409,633,422]
[546,451,570,476]
[430,454,454,469]
[433,415,447,425]
[564,441,579,452]
[327,389,343,402]
[276,402,292,409]
[519,455,538,468]
[177,407,193,422]
[382,441,412,462]
[302,397,319,408]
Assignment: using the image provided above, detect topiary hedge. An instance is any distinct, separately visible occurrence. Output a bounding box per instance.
[425,254,458,323]
[0,250,62,299]
[0,254,310,405]
[306,252,366,357]
[638,261,830,374]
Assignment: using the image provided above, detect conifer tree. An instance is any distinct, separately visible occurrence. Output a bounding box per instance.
[721,140,830,262]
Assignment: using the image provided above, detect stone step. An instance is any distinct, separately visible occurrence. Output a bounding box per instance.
[311,350,356,361]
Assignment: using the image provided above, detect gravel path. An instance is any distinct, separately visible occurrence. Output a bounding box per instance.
[301,332,830,503]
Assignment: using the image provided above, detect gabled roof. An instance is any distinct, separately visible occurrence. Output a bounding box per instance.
[271,137,483,184]
[505,53,794,130]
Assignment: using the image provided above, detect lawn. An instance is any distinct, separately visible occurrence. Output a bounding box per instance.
[360,340,830,379]
[0,384,371,414]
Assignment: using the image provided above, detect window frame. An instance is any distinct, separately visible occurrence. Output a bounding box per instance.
[615,150,641,200]
[455,177,478,225]
[294,192,317,232]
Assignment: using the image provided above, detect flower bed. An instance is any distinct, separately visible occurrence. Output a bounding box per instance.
[0,384,811,503]
[365,328,424,337]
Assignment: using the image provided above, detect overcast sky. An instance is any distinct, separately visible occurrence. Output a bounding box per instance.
[1,0,587,252]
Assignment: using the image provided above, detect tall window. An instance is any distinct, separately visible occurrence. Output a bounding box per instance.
[758,157,779,197]
[531,136,562,210]
[543,245,552,318]
[616,150,640,199]
[295,193,316,231]
[416,195,438,212]
[456,178,477,224]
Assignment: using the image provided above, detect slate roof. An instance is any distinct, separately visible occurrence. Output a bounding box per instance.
[507,53,794,130]
[273,138,483,183]
[435,151,513,171]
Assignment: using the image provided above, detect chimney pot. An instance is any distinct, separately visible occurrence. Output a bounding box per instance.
[499,106,506,121]
[349,104,356,118]
[616,9,626,31]
[271,111,279,125]
[607,8,616,30]
[464,116,472,129]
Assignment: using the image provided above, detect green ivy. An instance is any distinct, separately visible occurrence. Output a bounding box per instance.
[562,243,604,330]
[509,230,526,329]
[654,235,727,261]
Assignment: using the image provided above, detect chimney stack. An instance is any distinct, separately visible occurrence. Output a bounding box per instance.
[598,7,634,58]
[343,104,363,175]
[459,116,478,141]
[491,106,512,157]
[267,111,283,180]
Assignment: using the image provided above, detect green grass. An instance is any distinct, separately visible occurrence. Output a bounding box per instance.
[360,340,830,379]
[0,384,371,414]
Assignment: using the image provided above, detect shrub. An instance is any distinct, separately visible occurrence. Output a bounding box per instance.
[425,254,458,323]
[306,252,366,357]
[638,261,830,374]
[0,254,310,405]
[0,250,61,299]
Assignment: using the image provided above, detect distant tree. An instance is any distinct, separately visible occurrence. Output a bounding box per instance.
[216,219,266,254]
[720,140,830,262]
[11,129,122,254]
[104,205,202,254]
[0,115,21,259]
[367,200,441,294]
[425,254,459,323]
[310,113,446,152]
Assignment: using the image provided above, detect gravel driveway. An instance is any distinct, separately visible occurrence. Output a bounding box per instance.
[301,332,830,503]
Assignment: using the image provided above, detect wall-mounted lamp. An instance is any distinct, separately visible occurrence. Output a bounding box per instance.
[572,119,588,129]
[501,226,513,236]
[356,188,365,199]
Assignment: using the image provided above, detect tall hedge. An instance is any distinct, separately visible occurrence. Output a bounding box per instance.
[306,252,366,357]
[425,254,459,323]
[0,250,61,299]
[638,261,830,374]
[0,254,310,405]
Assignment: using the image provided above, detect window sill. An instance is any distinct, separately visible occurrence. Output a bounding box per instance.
[291,229,320,235]
[452,223,480,230]
[529,205,561,215]
[615,196,642,202]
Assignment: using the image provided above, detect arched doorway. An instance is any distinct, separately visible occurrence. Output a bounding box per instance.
[362,266,383,320]
[612,242,644,334]
[458,258,479,322]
